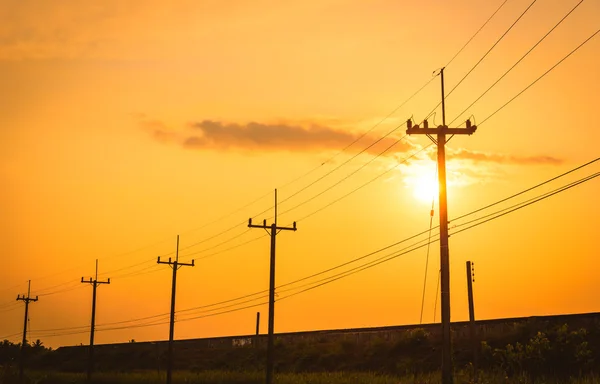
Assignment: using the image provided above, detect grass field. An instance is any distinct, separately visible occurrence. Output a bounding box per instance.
[9,370,599,384]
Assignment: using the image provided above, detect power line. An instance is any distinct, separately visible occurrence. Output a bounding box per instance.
[186,233,269,261]
[450,157,599,223]
[450,172,600,236]
[275,125,407,210]
[136,78,437,262]
[295,143,434,223]
[446,0,538,99]
[5,153,594,336]
[425,0,538,120]
[0,0,518,295]
[277,133,408,219]
[180,136,427,260]
[479,27,600,126]
[153,171,600,334]
[420,164,437,324]
[0,67,434,295]
[445,0,511,67]
[449,0,585,126]
[80,158,600,333]
[14,168,599,341]
[0,332,22,340]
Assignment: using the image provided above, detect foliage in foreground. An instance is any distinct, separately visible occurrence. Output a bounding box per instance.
[4,370,600,384]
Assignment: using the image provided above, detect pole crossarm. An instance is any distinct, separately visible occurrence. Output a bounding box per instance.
[81,260,111,382]
[406,121,477,136]
[157,257,195,267]
[248,218,297,232]
[248,189,298,384]
[16,296,38,303]
[406,68,476,384]
[81,278,111,285]
[17,280,38,384]
[157,235,194,384]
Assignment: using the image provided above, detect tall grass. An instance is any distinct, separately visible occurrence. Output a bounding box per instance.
[18,370,600,384]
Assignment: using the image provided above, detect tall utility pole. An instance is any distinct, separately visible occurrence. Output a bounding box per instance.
[81,259,111,381]
[16,280,38,384]
[466,261,477,370]
[157,235,194,384]
[406,67,476,384]
[248,189,297,384]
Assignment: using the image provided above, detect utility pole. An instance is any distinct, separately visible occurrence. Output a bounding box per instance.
[157,235,194,384]
[466,261,477,371]
[81,259,110,381]
[406,67,476,384]
[16,280,38,384]
[248,189,297,384]
[255,312,261,346]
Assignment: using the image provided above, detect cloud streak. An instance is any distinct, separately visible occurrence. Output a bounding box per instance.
[145,118,563,167]
[151,119,414,156]
[185,120,357,151]
[448,148,563,165]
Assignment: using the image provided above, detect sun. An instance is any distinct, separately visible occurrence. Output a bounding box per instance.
[410,173,439,203]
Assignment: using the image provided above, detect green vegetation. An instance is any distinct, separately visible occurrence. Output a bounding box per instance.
[1,317,599,384]
[3,370,599,384]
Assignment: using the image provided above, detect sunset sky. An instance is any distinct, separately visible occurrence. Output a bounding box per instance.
[1,0,599,349]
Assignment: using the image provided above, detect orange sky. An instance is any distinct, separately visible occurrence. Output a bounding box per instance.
[1,0,599,348]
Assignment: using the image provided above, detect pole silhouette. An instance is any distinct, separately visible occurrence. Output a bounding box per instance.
[16,280,38,384]
[407,67,477,384]
[81,259,110,381]
[255,312,261,346]
[157,235,194,384]
[248,189,297,384]
[466,261,477,371]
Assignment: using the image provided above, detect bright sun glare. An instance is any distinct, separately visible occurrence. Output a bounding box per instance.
[409,171,439,203]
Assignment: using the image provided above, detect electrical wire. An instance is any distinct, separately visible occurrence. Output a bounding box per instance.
[445,0,512,68]
[295,144,434,223]
[419,163,437,324]
[450,172,599,237]
[12,168,598,340]
[0,332,22,340]
[479,27,600,126]
[433,269,441,323]
[181,137,428,259]
[0,0,514,295]
[275,125,408,210]
[449,0,585,126]
[450,157,599,223]
[277,133,409,219]
[425,0,539,120]
[151,78,437,260]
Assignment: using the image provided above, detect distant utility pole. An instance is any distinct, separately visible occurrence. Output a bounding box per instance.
[16,280,38,384]
[157,235,194,384]
[81,259,111,381]
[255,312,261,346]
[466,261,477,370]
[406,67,477,384]
[248,189,297,384]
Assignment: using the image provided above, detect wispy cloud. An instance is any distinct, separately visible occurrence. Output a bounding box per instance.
[143,118,564,170]
[448,148,563,165]
[185,120,357,151]
[149,119,415,156]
